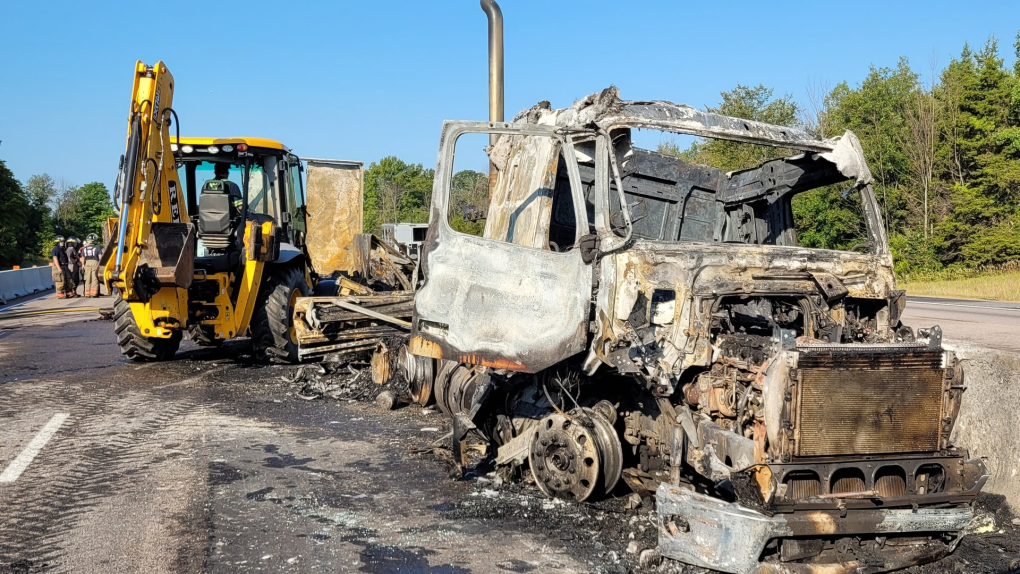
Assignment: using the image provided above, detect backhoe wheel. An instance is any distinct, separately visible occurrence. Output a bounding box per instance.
[250,265,309,363]
[113,298,182,361]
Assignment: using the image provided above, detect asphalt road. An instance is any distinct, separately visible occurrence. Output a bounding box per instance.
[0,303,663,574]
[0,294,1017,574]
[902,296,1020,353]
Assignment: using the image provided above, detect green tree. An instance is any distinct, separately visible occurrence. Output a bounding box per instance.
[929,37,1020,267]
[790,186,867,251]
[663,84,800,171]
[449,169,488,235]
[821,60,918,236]
[24,174,57,262]
[0,160,30,268]
[54,181,115,240]
[363,157,435,233]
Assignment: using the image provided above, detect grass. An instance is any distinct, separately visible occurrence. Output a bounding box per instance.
[900,262,1020,302]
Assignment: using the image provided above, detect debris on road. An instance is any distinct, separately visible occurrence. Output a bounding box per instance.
[283,358,412,408]
[374,390,397,411]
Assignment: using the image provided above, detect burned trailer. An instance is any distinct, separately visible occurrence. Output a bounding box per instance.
[406,88,987,573]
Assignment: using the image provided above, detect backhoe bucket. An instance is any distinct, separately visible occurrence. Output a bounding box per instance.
[138,222,196,289]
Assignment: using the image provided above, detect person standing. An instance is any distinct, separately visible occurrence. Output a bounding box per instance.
[51,237,73,299]
[81,235,103,297]
[65,237,81,296]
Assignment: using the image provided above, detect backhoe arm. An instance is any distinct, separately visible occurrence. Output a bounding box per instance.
[104,60,190,301]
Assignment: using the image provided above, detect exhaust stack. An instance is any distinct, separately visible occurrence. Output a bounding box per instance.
[480,0,503,190]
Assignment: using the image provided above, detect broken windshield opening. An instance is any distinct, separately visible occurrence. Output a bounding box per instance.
[448,130,584,252]
[547,128,873,252]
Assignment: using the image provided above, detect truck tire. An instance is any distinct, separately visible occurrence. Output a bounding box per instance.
[250,265,309,363]
[113,298,181,361]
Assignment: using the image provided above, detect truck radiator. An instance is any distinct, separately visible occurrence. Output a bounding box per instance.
[793,348,946,458]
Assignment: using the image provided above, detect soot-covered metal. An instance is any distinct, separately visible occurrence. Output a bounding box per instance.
[405,88,988,573]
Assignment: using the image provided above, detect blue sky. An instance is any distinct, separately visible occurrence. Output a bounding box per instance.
[2,0,1019,192]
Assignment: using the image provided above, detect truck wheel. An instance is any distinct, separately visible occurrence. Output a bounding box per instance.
[251,266,309,363]
[113,298,181,361]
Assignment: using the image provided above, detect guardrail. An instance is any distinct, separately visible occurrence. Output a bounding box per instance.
[0,267,55,304]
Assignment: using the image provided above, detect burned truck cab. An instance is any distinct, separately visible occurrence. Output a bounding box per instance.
[409,88,987,573]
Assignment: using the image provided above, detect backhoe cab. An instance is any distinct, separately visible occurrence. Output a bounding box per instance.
[104,62,314,362]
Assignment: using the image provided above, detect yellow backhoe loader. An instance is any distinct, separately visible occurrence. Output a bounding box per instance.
[103,61,317,362]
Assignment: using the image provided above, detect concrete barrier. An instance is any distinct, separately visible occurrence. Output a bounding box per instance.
[0,269,28,301]
[951,341,1020,511]
[19,269,38,294]
[0,267,55,303]
[17,266,49,295]
[32,266,54,292]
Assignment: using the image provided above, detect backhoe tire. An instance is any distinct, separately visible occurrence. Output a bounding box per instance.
[250,265,309,363]
[113,298,182,361]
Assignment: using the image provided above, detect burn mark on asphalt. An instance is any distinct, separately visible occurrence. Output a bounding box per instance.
[208,461,246,485]
[260,444,315,468]
[495,559,536,573]
[246,487,275,501]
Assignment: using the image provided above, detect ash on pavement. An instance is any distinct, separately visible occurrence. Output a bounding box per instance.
[0,312,1017,574]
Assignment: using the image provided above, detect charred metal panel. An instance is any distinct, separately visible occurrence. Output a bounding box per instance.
[657,484,973,574]
[570,143,724,243]
[483,133,560,249]
[412,122,593,373]
[413,227,591,372]
[766,454,986,510]
[304,159,363,275]
[719,155,845,205]
[794,349,946,457]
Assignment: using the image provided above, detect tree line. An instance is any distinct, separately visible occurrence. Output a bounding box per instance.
[362,156,488,237]
[0,162,115,268]
[366,34,1020,275]
[663,35,1020,274]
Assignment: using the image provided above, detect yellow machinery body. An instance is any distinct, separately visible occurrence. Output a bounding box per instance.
[103,61,307,359]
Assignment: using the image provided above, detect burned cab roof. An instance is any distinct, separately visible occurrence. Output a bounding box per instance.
[511,86,874,187]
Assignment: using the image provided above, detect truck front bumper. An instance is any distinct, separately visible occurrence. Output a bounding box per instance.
[656,484,974,574]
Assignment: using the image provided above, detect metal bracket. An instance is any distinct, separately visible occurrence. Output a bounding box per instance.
[578,233,599,264]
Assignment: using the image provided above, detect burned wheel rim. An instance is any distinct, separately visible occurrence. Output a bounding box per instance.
[433,361,459,415]
[402,345,434,407]
[413,357,433,406]
[529,413,601,502]
[584,407,623,494]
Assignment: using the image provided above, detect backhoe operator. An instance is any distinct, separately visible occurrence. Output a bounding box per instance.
[204,163,244,213]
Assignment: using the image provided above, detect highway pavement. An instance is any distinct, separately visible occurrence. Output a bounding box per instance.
[903,296,1020,353]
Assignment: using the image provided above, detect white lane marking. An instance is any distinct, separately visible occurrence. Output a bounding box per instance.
[909,300,1020,312]
[0,413,70,483]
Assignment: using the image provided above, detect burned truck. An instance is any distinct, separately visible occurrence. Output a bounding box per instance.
[403,88,987,573]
